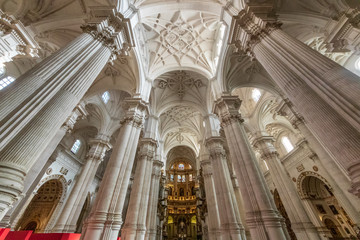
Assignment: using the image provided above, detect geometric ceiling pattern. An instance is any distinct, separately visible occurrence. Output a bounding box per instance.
[141,10,223,77]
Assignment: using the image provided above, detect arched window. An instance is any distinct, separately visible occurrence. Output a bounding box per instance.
[71,139,81,154]
[252,88,261,102]
[281,136,294,153]
[0,76,15,90]
[178,163,184,170]
[102,91,110,104]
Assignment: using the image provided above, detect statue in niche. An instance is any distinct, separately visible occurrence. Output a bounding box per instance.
[180,188,184,196]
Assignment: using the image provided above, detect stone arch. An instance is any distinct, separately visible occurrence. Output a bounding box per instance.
[296,171,332,199]
[16,175,67,232]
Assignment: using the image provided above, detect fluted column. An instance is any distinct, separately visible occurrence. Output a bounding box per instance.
[200,158,221,240]
[276,100,360,226]
[0,104,86,227]
[214,96,288,240]
[230,7,360,196]
[81,98,148,240]
[122,138,157,240]
[205,137,245,240]
[0,11,134,220]
[145,160,163,240]
[253,135,320,239]
[53,138,111,233]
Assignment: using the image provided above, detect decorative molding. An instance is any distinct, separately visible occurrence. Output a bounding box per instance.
[157,71,203,99]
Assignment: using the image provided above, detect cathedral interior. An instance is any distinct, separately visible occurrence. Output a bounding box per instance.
[0,0,360,240]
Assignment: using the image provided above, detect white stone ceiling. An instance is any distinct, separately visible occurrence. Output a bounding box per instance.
[140,10,224,78]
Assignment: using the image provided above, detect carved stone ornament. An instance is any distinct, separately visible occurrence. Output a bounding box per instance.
[157,71,203,99]
[46,168,52,175]
[0,10,39,65]
[214,96,244,127]
[229,6,282,58]
[81,9,134,61]
[296,164,305,172]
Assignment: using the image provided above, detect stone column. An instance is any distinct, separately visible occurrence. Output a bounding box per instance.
[205,137,245,240]
[145,159,163,240]
[53,137,111,233]
[230,174,250,238]
[0,104,86,227]
[200,158,221,240]
[122,138,157,240]
[230,7,360,196]
[253,135,320,239]
[214,96,288,240]
[81,98,148,240]
[0,10,134,220]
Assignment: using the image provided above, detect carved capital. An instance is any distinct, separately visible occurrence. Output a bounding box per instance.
[86,138,112,162]
[229,6,281,58]
[120,97,149,129]
[252,135,279,161]
[213,95,244,127]
[0,10,39,64]
[61,103,88,133]
[205,137,227,161]
[81,9,134,62]
[138,138,158,159]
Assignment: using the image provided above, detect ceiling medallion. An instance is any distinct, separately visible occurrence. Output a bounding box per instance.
[158,71,203,99]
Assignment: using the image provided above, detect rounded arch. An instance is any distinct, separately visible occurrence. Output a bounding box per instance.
[166,146,197,170]
[297,171,333,199]
[16,176,66,232]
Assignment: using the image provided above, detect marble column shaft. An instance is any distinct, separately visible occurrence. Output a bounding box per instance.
[253,136,320,239]
[214,96,288,240]
[81,99,147,240]
[145,160,163,240]
[200,159,221,240]
[53,138,111,233]
[1,105,86,228]
[232,9,360,195]
[122,139,157,240]
[0,36,112,221]
[205,137,245,240]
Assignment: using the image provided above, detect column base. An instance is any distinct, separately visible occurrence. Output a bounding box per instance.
[0,164,25,220]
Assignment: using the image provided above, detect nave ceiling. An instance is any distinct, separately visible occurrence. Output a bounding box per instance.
[1,0,359,166]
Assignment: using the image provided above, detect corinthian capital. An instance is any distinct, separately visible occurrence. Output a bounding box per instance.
[0,10,39,65]
[81,9,135,61]
[214,95,244,127]
[205,137,227,160]
[120,97,149,129]
[229,6,281,57]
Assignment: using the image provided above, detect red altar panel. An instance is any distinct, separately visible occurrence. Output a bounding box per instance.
[0,228,10,240]
[5,230,32,240]
[29,233,81,240]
